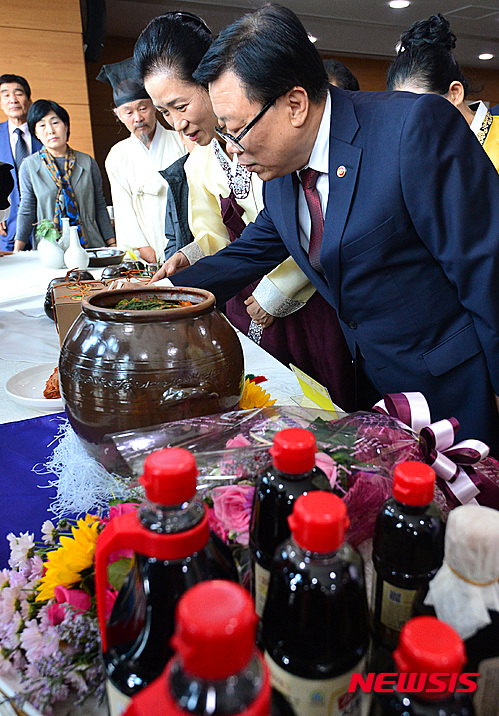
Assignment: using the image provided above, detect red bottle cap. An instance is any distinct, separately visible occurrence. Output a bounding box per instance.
[394,616,466,679]
[288,491,350,552]
[170,580,258,680]
[270,428,317,474]
[139,448,198,505]
[392,461,435,506]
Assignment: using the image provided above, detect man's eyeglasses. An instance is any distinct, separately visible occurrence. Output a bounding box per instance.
[214,99,276,152]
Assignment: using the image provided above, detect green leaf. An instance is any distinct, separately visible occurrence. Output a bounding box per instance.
[107,558,132,591]
[35,219,60,243]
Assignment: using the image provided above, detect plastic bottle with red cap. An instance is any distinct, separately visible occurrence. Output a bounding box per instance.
[369,616,476,715]
[94,448,238,716]
[371,461,445,656]
[122,580,294,716]
[249,428,331,618]
[261,491,370,716]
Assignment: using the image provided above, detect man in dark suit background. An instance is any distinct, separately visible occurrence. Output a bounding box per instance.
[0,74,42,250]
[152,4,499,454]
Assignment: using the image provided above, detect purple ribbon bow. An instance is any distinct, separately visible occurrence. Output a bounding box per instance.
[373,392,488,505]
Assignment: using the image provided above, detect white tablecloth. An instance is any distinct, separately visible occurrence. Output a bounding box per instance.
[0,252,306,425]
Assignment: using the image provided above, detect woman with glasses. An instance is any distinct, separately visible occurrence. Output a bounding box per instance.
[134,12,355,410]
[387,14,499,172]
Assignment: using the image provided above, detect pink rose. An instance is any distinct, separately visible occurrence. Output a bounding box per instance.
[315,452,338,489]
[47,602,66,626]
[104,502,138,523]
[226,434,252,448]
[208,508,229,544]
[47,586,92,625]
[211,484,255,546]
[104,588,118,621]
[105,503,137,561]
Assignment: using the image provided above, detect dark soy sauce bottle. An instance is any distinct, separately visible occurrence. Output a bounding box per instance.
[369,616,476,716]
[250,427,330,618]
[262,491,370,716]
[371,461,445,656]
[123,580,274,716]
[94,448,238,715]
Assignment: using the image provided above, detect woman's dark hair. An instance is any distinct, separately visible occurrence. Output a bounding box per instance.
[323,59,360,91]
[386,13,470,97]
[194,4,329,106]
[27,100,70,139]
[134,11,212,85]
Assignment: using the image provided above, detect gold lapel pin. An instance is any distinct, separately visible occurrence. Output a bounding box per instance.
[336,165,346,178]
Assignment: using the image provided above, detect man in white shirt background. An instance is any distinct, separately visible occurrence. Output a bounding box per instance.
[0,74,42,251]
[97,58,186,264]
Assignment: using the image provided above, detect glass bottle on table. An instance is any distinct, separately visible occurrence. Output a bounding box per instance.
[94,447,238,715]
[369,616,476,716]
[371,461,445,664]
[249,427,330,618]
[262,491,370,716]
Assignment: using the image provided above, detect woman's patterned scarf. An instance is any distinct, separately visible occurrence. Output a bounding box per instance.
[40,146,87,246]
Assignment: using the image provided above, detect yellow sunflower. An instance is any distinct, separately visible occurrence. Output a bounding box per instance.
[36,515,101,602]
[239,378,276,410]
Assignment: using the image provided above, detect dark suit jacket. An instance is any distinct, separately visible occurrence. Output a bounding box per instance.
[170,87,499,451]
[0,121,42,250]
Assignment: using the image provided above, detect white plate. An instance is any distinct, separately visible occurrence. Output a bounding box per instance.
[5,363,64,411]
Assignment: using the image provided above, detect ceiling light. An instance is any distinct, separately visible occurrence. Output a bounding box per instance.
[479,53,494,61]
[308,34,317,43]
[389,1,410,8]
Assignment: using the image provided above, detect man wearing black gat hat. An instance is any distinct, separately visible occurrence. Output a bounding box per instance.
[97,57,185,263]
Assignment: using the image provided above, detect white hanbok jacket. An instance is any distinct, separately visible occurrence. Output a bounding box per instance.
[106,123,186,260]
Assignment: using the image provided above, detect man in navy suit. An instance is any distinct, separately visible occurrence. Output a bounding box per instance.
[151,5,499,453]
[0,74,42,250]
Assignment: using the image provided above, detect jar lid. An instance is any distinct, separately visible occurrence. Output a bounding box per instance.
[393,461,435,506]
[288,491,350,552]
[394,616,466,674]
[270,428,317,474]
[171,580,258,679]
[139,448,198,504]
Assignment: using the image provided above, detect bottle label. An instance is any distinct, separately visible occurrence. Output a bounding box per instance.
[106,679,132,716]
[254,562,271,617]
[378,577,417,632]
[473,655,499,716]
[265,653,365,716]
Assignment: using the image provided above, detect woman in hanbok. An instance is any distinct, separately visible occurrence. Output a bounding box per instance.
[387,13,499,171]
[134,11,355,410]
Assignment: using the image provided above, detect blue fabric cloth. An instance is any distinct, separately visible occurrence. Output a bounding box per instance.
[0,412,67,567]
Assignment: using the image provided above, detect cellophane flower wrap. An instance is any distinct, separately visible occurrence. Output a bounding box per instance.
[104,406,451,557]
[0,505,135,714]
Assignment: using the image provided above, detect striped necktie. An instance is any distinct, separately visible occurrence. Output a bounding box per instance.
[300,167,324,272]
[14,127,29,171]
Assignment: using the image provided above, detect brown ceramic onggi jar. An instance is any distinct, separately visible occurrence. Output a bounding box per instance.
[59,286,244,451]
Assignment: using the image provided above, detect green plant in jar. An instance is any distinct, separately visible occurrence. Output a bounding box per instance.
[35,218,61,244]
